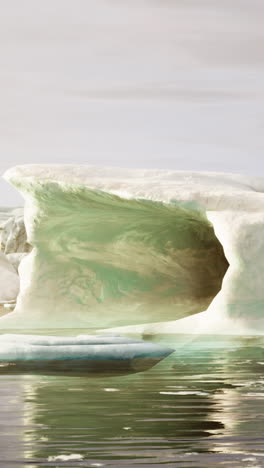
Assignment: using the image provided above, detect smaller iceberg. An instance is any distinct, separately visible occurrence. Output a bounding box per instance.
[0,334,174,374]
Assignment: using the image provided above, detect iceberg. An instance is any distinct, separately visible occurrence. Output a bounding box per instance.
[0,164,264,335]
[0,334,174,373]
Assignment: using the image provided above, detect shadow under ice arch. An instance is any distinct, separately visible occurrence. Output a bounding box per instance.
[0,165,264,335]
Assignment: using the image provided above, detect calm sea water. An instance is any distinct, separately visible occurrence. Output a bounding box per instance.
[0,332,264,468]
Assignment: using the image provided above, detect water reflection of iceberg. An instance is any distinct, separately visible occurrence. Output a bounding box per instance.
[10,335,264,467]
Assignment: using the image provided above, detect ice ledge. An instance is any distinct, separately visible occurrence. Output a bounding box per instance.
[0,334,174,373]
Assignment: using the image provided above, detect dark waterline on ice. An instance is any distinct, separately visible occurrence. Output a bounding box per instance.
[0,332,264,467]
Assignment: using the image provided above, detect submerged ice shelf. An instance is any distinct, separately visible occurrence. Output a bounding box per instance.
[1,165,264,335]
[0,334,174,373]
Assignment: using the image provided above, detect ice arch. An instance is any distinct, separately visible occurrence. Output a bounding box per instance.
[0,165,264,334]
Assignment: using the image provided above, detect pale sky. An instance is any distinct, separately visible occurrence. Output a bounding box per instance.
[0,0,264,205]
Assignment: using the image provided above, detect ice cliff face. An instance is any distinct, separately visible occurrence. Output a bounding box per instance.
[0,165,264,335]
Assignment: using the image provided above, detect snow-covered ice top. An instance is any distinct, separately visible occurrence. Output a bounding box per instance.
[4,164,264,211]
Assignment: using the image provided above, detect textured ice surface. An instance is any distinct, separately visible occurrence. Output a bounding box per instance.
[6,253,28,273]
[0,207,29,254]
[0,208,29,287]
[1,165,264,334]
[0,334,174,362]
[0,251,19,302]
